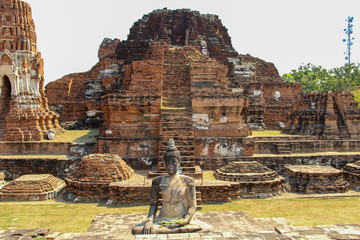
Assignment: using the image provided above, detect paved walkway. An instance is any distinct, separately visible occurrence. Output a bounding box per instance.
[2,211,360,239]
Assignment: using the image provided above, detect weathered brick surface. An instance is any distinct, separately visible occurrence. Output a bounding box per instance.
[98,38,120,60]
[283,165,350,193]
[284,91,360,139]
[0,142,70,155]
[0,174,65,201]
[240,66,302,130]
[0,157,77,180]
[255,139,360,155]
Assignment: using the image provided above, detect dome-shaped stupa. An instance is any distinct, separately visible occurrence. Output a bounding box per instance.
[214,161,284,198]
[64,154,134,202]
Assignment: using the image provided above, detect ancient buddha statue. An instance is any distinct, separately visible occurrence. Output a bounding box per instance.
[132,139,202,234]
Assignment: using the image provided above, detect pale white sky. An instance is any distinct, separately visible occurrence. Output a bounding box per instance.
[25,0,360,86]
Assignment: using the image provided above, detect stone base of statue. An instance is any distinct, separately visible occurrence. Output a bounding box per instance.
[132,218,211,235]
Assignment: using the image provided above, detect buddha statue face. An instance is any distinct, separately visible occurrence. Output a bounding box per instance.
[164,139,181,176]
[164,155,180,176]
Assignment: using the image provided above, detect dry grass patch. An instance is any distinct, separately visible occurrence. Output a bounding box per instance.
[202,171,216,181]
[43,129,99,143]
[250,130,294,137]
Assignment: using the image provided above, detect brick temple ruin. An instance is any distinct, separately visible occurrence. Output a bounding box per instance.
[0,0,62,141]
[0,3,359,204]
[44,8,360,201]
[0,2,360,238]
[45,8,300,175]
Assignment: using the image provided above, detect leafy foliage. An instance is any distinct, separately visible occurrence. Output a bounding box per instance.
[282,63,360,92]
[353,88,360,107]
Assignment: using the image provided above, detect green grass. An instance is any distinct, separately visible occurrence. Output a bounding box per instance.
[201,197,360,226]
[43,129,99,143]
[203,171,216,181]
[250,130,294,137]
[0,202,148,233]
[1,197,360,233]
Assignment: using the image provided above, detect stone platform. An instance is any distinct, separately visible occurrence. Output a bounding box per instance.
[0,174,65,201]
[284,165,350,193]
[214,161,284,198]
[6,211,356,239]
[343,161,360,188]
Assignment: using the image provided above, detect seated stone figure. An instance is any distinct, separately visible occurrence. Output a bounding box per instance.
[132,139,202,234]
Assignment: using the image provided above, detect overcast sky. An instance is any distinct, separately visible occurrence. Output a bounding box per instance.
[25,0,360,86]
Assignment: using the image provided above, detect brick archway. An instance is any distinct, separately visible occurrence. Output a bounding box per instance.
[0,75,11,113]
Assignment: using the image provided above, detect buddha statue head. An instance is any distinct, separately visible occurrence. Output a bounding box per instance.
[164,139,181,176]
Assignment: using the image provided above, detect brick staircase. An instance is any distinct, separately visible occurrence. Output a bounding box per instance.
[333,96,350,139]
[275,142,292,155]
[149,108,202,179]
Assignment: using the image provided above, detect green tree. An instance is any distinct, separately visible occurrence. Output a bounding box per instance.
[282,63,360,92]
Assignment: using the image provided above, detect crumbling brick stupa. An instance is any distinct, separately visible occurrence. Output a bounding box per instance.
[45,8,300,169]
[45,9,300,131]
[64,153,134,202]
[0,0,62,141]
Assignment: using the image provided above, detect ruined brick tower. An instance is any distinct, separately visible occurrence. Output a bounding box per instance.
[0,0,61,141]
[45,8,300,172]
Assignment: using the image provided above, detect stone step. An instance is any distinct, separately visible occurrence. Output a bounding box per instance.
[275,143,292,155]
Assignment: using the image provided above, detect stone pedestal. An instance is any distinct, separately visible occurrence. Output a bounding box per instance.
[0,174,65,201]
[284,165,350,193]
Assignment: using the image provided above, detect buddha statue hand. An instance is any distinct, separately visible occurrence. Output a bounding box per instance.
[143,219,154,234]
[183,214,191,225]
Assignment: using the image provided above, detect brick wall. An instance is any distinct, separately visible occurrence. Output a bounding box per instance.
[0,158,77,180]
